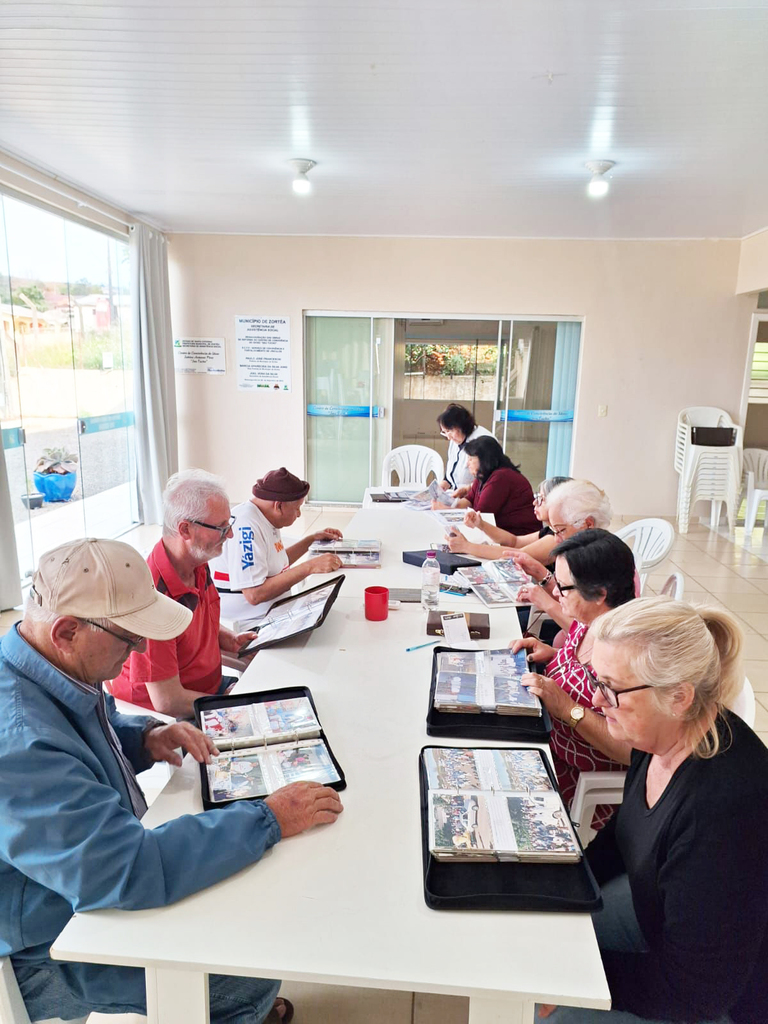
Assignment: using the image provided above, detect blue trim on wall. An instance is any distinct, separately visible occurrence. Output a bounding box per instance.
[307,404,379,417]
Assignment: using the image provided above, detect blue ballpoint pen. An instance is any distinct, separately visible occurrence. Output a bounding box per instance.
[405,639,439,653]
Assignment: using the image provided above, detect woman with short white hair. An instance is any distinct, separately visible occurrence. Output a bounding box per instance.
[513,479,616,632]
[540,597,768,1024]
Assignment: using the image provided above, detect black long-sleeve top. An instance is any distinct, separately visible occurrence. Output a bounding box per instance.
[586,710,768,1024]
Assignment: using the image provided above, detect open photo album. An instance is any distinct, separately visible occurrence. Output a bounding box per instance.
[236,575,345,654]
[308,538,381,568]
[423,747,580,864]
[433,648,541,716]
[195,687,346,809]
[405,481,456,510]
[455,559,531,607]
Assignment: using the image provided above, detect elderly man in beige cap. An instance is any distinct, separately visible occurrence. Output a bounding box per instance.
[0,537,343,1024]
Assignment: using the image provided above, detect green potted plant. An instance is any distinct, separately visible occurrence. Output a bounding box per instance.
[33,447,79,502]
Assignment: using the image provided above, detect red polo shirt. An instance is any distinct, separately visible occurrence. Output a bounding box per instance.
[110,540,223,711]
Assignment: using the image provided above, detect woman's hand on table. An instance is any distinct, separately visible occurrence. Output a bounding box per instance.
[439,480,451,491]
[510,636,556,663]
[431,498,452,510]
[522,672,575,722]
[445,529,469,553]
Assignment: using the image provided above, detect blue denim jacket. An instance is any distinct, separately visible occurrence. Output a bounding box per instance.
[0,625,281,973]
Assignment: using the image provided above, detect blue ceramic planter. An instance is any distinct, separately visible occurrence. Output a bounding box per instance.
[33,470,77,502]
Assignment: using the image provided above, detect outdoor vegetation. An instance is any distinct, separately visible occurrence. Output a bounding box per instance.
[404,342,498,377]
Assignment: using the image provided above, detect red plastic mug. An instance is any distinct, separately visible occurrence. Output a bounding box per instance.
[364,585,389,621]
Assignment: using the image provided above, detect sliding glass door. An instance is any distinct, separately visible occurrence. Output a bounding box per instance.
[494,320,581,487]
[305,315,391,502]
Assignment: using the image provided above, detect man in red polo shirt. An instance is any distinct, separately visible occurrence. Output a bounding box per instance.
[110,469,257,718]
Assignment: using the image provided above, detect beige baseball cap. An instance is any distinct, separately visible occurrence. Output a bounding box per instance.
[31,538,193,641]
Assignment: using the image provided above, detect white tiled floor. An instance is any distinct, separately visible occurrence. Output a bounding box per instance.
[8,510,768,1024]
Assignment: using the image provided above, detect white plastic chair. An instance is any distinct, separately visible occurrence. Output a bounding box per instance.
[742,449,768,535]
[570,771,627,846]
[730,677,756,729]
[0,956,88,1024]
[660,572,685,600]
[674,408,743,533]
[615,518,675,594]
[380,445,443,488]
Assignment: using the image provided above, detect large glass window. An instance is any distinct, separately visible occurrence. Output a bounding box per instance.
[0,192,138,582]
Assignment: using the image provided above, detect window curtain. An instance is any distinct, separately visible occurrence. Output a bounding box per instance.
[130,223,178,526]
[545,322,581,479]
[0,432,22,610]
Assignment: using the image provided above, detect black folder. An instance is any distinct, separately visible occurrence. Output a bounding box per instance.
[419,746,602,913]
[194,685,346,811]
[426,646,552,742]
[402,549,481,575]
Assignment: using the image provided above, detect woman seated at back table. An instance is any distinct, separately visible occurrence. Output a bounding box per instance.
[431,434,540,535]
[445,474,572,563]
[539,597,768,1024]
[512,529,636,828]
[436,402,493,496]
[514,478,615,633]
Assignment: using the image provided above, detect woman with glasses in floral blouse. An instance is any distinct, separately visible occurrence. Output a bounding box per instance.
[511,529,637,829]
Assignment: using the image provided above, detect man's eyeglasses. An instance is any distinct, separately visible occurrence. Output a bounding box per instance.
[190,515,236,540]
[551,524,569,538]
[583,665,653,708]
[84,619,145,652]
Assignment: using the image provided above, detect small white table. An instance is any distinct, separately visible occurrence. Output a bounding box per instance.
[51,509,610,1024]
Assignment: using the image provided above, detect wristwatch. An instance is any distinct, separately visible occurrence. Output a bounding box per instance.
[538,571,553,588]
[569,705,586,729]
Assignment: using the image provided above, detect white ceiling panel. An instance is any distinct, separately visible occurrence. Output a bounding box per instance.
[0,0,766,237]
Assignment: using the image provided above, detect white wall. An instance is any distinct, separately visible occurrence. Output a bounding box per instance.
[168,235,753,515]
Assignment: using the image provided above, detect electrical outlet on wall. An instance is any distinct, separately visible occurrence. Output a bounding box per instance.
[598,405,608,418]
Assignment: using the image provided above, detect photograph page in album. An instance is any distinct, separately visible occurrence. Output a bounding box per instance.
[423,747,580,864]
[308,538,382,568]
[199,696,320,749]
[195,687,345,809]
[237,575,344,654]
[206,738,340,804]
[433,648,541,716]
[455,560,531,607]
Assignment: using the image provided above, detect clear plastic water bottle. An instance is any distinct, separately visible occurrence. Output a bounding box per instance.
[421,550,440,611]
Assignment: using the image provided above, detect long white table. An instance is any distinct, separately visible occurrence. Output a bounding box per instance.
[51,507,610,1024]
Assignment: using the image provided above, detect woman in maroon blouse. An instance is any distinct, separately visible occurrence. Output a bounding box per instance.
[433,434,539,535]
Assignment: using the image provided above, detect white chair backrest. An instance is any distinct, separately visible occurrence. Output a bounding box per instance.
[615,518,675,573]
[659,572,685,601]
[729,677,756,729]
[381,445,444,488]
[743,448,768,487]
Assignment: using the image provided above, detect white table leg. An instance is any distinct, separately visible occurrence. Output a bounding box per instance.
[145,966,209,1024]
[468,995,535,1023]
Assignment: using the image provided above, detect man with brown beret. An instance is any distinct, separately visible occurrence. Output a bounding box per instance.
[210,467,344,627]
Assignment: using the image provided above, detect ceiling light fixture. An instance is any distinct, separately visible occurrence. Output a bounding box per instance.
[290,158,316,194]
[585,159,615,198]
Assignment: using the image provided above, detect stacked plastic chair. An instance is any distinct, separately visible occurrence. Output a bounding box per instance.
[674,407,743,534]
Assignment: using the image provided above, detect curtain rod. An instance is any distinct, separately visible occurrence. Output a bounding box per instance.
[0,155,132,230]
